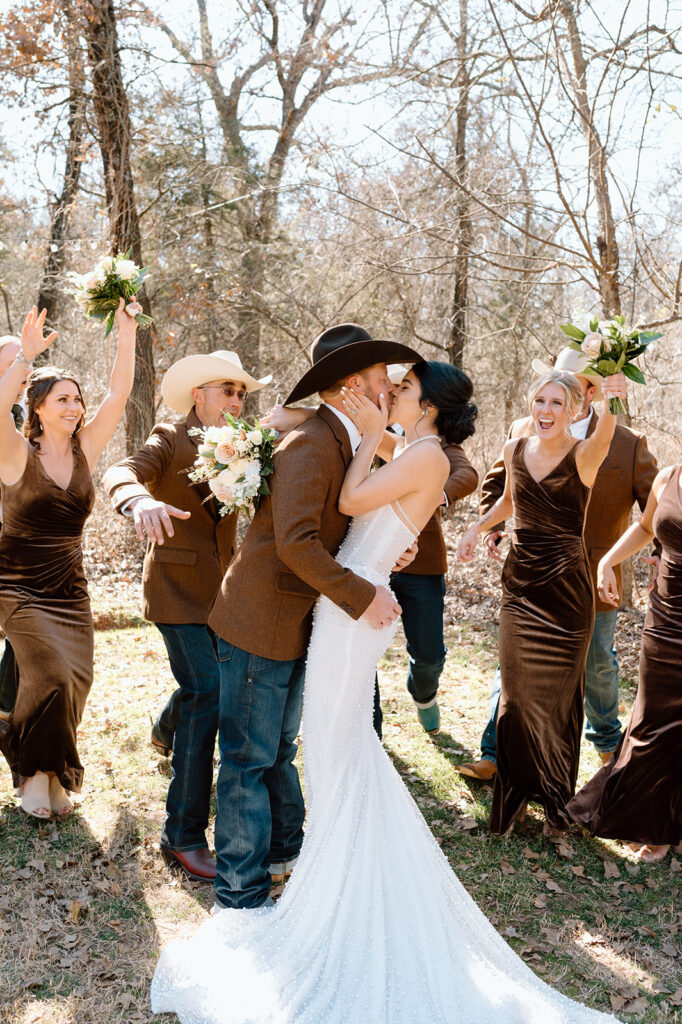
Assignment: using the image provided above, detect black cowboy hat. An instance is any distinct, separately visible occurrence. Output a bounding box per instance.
[284,324,422,405]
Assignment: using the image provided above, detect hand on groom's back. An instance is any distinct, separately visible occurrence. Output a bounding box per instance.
[362,585,402,630]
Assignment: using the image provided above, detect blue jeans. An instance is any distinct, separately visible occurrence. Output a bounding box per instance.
[214,639,305,909]
[390,573,447,706]
[156,624,220,852]
[480,610,622,764]
[583,609,621,753]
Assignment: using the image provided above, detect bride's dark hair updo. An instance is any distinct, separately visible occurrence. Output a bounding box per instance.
[411,361,477,445]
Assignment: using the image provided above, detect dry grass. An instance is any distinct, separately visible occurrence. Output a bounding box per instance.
[0,557,680,1022]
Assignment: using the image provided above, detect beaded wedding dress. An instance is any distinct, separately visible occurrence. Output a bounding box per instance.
[151,489,616,1023]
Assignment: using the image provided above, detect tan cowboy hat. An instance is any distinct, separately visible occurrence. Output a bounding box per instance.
[531,346,603,401]
[387,363,408,384]
[162,350,272,414]
[284,324,421,405]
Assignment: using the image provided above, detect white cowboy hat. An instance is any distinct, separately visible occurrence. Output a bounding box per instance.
[387,363,408,384]
[531,346,603,401]
[162,350,272,414]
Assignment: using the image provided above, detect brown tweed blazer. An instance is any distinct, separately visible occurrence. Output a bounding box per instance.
[102,410,237,625]
[480,411,658,612]
[399,442,478,576]
[208,405,376,661]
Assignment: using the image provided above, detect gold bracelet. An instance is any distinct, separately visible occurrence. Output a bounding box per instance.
[15,352,32,369]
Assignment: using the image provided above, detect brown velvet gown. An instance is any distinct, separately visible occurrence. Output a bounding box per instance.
[567,466,682,845]
[0,440,95,792]
[490,438,594,835]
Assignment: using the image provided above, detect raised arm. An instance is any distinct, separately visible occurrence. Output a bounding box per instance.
[575,374,628,486]
[597,466,673,606]
[78,298,140,468]
[458,439,517,562]
[0,307,58,484]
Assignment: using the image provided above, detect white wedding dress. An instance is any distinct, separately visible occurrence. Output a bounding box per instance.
[151,488,617,1023]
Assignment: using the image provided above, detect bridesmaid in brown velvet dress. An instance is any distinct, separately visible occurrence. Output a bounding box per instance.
[459,367,629,837]
[0,301,138,820]
[567,463,682,862]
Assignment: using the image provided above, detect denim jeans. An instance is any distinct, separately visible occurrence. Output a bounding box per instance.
[153,688,182,749]
[480,611,622,763]
[390,572,447,706]
[214,638,305,909]
[583,609,621,753]
[0,639,18,714]
[156,623,220,852]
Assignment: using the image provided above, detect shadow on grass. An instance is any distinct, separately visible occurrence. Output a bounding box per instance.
[0,801,167,1022]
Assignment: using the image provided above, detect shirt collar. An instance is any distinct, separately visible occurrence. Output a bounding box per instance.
[324,403,362,454]
[570,406,593,441]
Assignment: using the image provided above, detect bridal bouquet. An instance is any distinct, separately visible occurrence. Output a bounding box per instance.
[560,315,661,414]
[69,249,153,337]
[189,415,277,517]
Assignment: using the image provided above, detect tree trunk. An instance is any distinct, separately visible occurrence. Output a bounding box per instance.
[448,0,471,368]
[556,0,621,318]
[35,30,86,364]
[81,0,154,452]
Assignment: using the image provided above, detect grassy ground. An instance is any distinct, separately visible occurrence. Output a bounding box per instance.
[0,606,680,1023]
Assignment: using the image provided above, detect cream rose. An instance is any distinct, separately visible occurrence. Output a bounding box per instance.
[215,441,237,464]
[209,468,236,503]
[115,259,138,281]
[247,429,263,446]
[581,332,603,359]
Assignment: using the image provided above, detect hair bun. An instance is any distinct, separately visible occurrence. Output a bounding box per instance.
[439,401,477,445]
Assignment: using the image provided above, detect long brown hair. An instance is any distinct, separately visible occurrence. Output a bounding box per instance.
[24,367,87,447]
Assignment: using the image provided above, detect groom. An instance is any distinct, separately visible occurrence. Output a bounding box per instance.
[208,324,421,910]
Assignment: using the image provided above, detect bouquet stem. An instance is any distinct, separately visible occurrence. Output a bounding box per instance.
[608,396,626,416]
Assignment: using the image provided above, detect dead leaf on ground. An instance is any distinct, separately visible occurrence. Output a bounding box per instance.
[603,859,621,879]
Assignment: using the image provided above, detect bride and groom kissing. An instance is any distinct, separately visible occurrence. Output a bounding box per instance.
[151,325,616,1024]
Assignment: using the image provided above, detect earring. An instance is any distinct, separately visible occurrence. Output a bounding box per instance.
[421,409,427,417]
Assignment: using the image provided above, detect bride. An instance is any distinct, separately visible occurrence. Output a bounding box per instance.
[151,361,615,1024]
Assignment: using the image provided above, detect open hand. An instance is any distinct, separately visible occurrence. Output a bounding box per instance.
[340,386,388,437]
[260,404,302,435]
[392,540,418,573]
[20,306,58,361]
[131,495,191,543]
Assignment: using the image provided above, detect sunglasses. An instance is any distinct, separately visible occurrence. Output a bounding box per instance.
[198,384,247,401]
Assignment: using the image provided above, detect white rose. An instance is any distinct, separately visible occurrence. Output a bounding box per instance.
[115,259,138,281]
[581,332,603,359]
[217,425,235,443]
[247,429,262,446]
[230,458,250,479]
[97,256,115,276]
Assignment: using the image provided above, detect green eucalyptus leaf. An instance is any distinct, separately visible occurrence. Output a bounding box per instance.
[560,323,586,341]
[622,363,646,384]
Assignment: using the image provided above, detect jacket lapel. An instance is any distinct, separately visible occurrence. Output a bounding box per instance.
[586,409,598,438]
[317,405,353,468]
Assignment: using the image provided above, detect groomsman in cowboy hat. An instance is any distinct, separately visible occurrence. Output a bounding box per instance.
[457,344,659,782]
[0,335,28,737]
[103,349,271,881]
[209,323,421,910]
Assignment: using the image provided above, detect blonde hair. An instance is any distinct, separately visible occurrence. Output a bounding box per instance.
[528,370,582,425]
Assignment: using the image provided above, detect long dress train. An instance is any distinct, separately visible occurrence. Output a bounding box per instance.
[151,469,616,1022]
[491,438,594,835]
[567,465,682,845]
[0,441,95,792]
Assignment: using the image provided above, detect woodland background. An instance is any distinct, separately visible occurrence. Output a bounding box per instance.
[1,4,682,1021]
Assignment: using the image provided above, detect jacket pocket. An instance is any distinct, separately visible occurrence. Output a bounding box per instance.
[275,571,317,599]
[152,547,198,566]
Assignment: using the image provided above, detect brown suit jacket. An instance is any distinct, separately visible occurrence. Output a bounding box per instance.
[400,442,478,576]
[102,410,237,625]
[209,405,376,661]
[480,411,658,612]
